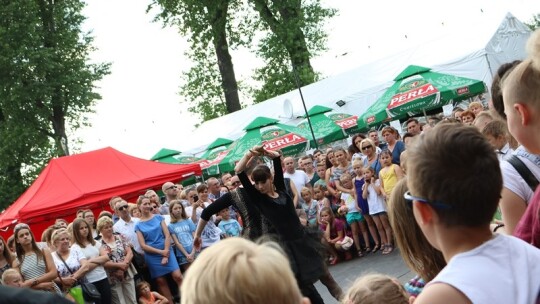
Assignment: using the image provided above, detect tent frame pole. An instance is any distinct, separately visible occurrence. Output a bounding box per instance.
[292,66,319,150]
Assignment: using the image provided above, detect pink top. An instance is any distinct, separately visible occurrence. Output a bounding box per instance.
[514,186,540,248]
[320,218,346,240]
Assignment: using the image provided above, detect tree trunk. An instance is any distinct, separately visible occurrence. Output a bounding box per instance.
[37,0,69,156]
[208,0,241,113]
[250,0,317,85]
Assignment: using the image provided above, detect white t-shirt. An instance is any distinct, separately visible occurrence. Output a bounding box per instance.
[186,202,221,248]
[52,247,87,279]
[429,234,540,304]
[113,216,142,254]
[71,241,108,283]
[341,193,359,213]
[364,180,387,215]
[500,155,540,204]
[284,170,310,193]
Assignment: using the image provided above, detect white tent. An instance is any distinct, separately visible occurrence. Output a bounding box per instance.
[179,12,531,154]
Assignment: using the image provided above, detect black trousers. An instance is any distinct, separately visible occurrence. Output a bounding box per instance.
[91,277,112,304]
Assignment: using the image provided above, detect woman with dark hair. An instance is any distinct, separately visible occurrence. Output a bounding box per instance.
[135,195,182,304]
[0,236,12,279]
[195,146,331,304]
[351,133,366,162]
[12,223,60,294]
[71,218,112,304]
[381,126,405,165]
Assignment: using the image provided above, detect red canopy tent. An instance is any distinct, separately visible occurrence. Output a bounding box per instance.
[0,147,202,239]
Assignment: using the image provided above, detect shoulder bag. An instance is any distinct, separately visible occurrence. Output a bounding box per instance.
[56,251,101,302]
[508,155,540,191]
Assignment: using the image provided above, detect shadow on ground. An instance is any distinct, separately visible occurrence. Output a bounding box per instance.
[315,248,411,303]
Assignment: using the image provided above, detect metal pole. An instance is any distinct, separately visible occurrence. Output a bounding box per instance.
[292,66,319,150]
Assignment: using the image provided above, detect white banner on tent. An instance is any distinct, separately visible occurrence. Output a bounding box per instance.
[443,104,454,117]
[390,120,402,133]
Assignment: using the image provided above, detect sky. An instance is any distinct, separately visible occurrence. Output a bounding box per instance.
[77,0,540,159]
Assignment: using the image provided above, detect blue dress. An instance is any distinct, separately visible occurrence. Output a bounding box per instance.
[354,178,370,215]
[134,215,179,278]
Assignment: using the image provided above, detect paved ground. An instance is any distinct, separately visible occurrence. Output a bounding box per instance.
[314,248,412,303]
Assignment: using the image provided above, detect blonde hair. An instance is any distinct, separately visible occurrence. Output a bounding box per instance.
[502,29,540,109]
[51,228,70,244]
[96,216,114,233]
[468,101,483,110]
[1,268,22,284]
[300,186,311,195]
[342,273,408,304]
[181,238,303,304]
[388,179,445,281]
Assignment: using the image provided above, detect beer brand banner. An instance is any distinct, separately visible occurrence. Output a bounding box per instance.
[357,65,486,130]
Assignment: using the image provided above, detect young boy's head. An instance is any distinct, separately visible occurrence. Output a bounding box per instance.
[181,238,307,304]
[501,28,540,154]
[481,119,508,150]
[218,207,230,220]
[342,273,409,304]
[2,269,23,287]
[407,124,502,229]
[316,162,326,179]
[468,101,484,115]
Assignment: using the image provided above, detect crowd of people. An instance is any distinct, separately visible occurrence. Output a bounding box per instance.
[1,29,540,304]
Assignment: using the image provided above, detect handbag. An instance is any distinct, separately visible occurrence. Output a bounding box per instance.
[56,251,101,301]
[131,245,146,270]
[340,236,354,250]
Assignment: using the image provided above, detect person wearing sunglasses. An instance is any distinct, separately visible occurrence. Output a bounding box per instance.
[406,124,540,304]
[359,138,383,177]
[112,197,142,256]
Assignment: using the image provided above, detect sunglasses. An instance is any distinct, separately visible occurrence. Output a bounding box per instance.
[232,181,241,186]
[166,185,177,191]
[361,145,372,151]
[403,191,452,209]
[117,205,129,211]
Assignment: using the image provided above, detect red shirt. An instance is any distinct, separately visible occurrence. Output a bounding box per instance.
[514,185,540,248]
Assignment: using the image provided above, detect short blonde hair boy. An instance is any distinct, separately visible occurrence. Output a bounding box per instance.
[342,273,409,304]
[181,238,305,304]
[2,268,23,287]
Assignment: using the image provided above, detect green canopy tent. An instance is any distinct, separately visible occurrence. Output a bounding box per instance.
[218,117,309,173]
[151,149,203,184]
[150,148,182,162]
[357,65,486,130]
[296,105,361,147]
[198,138,234,175]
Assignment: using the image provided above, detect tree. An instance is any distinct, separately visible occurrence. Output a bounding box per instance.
[0,0,110,208]
[149,0,255,121]
[525,14,540,31]
[249,0,336,102]
[150,0,335,121]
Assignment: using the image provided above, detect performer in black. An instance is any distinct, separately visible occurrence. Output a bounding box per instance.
[194,146,341,303]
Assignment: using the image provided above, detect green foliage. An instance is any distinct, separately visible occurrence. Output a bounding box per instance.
[150,0,336,122]
[149,0,254,122]
[525,14,540,31]
[0,0,110,209]
[249,0,336,103]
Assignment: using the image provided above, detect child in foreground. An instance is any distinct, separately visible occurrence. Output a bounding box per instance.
[407,124,540,303]
[341,273,409,304]
[1,269,23,287]
[181,237,309,304]
[137,281,168,304]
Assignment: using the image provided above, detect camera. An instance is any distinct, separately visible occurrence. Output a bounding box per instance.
[193,195,199,202]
